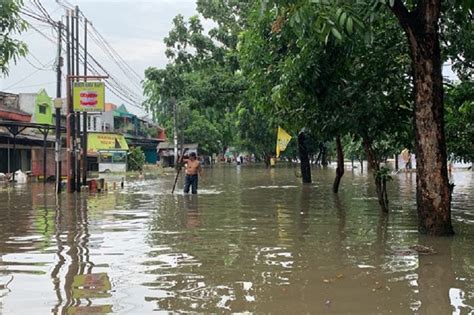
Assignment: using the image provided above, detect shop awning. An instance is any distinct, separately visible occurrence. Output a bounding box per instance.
[88,132,129,154]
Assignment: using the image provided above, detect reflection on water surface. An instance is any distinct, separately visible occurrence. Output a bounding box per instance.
[0,165,472,314]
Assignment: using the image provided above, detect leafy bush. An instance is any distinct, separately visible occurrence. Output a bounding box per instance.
[127,147,145,171]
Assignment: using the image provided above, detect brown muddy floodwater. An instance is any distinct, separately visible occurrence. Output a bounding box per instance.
[0,165,473,314]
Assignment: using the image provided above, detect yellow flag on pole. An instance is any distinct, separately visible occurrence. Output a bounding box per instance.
[276,126,292,158]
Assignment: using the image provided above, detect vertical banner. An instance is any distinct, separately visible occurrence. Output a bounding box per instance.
[73,81,105,112]
[276,126,292,158]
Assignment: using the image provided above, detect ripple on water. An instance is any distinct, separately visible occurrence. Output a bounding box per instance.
[0,168,472,314]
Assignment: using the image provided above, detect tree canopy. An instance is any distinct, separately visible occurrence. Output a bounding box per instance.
[143,0,473,234]
[0,0,27,76]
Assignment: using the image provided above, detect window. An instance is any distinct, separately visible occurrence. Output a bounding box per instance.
[39,104,47,114]
[99,152,112,163]
[113,152,126,163]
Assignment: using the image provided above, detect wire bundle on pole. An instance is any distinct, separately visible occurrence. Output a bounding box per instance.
[19,0,145,111]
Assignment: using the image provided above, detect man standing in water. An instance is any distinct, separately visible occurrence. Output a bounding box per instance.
[184,152,203,194]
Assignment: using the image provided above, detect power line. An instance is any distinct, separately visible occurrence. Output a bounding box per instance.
[55,8,143,106]
[25,13,141,106]
[85,25,142,91]
[20,1,145,110]
[7,81,56,90]
[25,56,55,70]
[88,23,142,83]
[4,68,42,90]
[55,0,142,85]
[56,0,142,84]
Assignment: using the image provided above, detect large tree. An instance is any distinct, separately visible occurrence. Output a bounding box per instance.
[255,0,472,235]
[387,0,460,235]
[0,0,27,76]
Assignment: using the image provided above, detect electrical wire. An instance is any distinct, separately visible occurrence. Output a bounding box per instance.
[56,0,142,84]
[25,56,55,70]
[56,11,143,106]
[85,25,142,90]
[88,23,142,83]
[26,16,142,107]
[19,1,145,110]
[7,81,56,90]
[4,68,43,90]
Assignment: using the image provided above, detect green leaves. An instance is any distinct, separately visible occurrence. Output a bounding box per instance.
[127,147,146,172]
[444,81,474,162]
[0,0,28,76]
[330,27,343,40]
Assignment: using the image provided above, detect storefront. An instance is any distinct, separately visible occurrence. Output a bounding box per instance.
[88,132,129,173]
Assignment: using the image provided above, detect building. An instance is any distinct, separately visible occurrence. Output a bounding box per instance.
[0,90,65,179]
[0,92,33,174]
[82,103,165,172]
[112,104,166,164]
[1,88,166,178]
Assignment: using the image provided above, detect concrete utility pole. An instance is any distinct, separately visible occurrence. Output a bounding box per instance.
[66,9,75,193]
[75,6,81,192]
[82,17,88,187]
[55,21,63,194]
[65,6,106,192]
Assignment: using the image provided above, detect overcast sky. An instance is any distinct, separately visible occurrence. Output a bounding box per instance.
[0,0,203,116]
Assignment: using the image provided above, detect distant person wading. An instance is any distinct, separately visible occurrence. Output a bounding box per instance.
[183,152,203,194]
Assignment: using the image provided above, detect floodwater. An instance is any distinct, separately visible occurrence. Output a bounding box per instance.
[0,165,472,314]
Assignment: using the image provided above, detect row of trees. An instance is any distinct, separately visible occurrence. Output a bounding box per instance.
[142,0,472,236]
[2,1,472,236]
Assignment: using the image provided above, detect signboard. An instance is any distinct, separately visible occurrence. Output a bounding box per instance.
[87,132,129,154]
[72,272,112,300]
[73,81,105,112]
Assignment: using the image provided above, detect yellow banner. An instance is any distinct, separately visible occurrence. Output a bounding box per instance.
[73,81,105,112]
[276,126,292,158]
[88,133,129,153]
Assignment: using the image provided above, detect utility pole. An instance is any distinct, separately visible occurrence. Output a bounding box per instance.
[66,9,75,193]
[82,18,88,187]
[55,21,63,194]
[75,6,80,80]
[75,6,81,192]
[71,8,77,192]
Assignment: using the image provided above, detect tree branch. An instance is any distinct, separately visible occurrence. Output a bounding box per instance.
[389,0,413,32]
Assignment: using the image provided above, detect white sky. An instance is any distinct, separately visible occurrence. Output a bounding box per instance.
[0,0,203,116]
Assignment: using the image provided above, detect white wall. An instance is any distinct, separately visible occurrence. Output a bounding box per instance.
[18,93,36,118]
[99,162,126,173]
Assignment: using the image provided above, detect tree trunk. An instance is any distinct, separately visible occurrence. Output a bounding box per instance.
[298,132,312,183]
[391,0,453,235]
[321,142,328,167]
[363,138,389,213]
[332,136,344,193]
[394,154,399,171]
